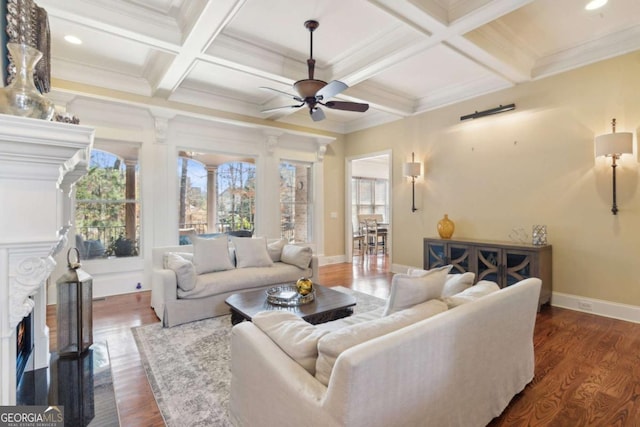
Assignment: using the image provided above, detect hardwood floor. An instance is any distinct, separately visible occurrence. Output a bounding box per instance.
[46,256,640,426]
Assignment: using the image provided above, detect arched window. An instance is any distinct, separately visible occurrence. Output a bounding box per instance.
[75,149,140,259]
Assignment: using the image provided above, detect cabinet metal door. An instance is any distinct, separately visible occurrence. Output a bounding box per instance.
[449,244,471,274]
[504,249,533,286]
[425,241,447,269]
[476,247,500,284]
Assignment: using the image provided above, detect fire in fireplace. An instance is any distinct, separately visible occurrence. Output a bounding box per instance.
[16,312,33,384]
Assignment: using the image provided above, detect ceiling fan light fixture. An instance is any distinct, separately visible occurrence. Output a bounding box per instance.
[294,79,327,98]
[258,19,369,122]
[585,0,607,10]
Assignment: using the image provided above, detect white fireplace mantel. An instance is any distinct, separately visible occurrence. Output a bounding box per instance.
[0,114,94,405]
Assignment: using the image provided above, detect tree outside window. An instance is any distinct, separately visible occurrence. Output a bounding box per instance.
[177,155,255,240]
[75,149,140,259]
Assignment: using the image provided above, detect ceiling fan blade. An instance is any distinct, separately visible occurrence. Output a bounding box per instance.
[310,107,325,122]
[324,101,369,112]
[315,80,348,100]
[261,103,304,114]
[259,86,303,102]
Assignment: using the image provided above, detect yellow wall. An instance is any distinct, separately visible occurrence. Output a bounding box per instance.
[322,134,346,256]
[344,52,640,306]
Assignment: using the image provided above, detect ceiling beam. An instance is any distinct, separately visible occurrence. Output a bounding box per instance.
[150,0,247,98]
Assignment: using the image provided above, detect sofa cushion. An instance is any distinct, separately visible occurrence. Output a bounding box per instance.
[231,236,273,268]
[253,311,330,375]
[315,299,448,386]
[166,252,197,291]
[191,236,234,274]
[267,238,287,262]
[281,245,313,270]
[383,265,452,316]
[407,268,476,298]
[442,272,475,297]
[177,262,313,299]
[443,280,501,308]
[163,251,194,269]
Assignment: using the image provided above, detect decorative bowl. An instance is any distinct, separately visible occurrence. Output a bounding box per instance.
[266,285,315,306]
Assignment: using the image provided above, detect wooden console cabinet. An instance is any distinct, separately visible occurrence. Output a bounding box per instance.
[423,237,552,308]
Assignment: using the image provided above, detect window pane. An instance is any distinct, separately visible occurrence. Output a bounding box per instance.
[218,162,256,233]
[177,157,208,234]
[358,180,372,204]
[177,156,256,241]
[352,177,389,224]
[75,149,140,259]
[375,180,387,205]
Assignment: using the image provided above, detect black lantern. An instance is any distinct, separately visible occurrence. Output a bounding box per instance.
[56,248,93,357]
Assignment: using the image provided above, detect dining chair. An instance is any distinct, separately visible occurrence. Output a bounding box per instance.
[352,221,365,257]
[364,219,386,255]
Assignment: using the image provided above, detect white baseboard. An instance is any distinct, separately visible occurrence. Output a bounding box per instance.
[552,292,640,324]
[319,255,347,266]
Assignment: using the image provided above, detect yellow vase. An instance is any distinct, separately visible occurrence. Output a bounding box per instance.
[437,214,455,239]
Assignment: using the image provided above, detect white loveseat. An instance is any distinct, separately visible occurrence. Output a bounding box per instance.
[151,236,318,327]
[229,277,542,427]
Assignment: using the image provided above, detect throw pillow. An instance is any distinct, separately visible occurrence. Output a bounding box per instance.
[441,272,475,298]
[406,267,429,277]
[166,253,196,291]
[280,245,313,270]
[191,235,234,274]
[383,265,452,316]
[267,238,287,262]
[443,280,500,308]
[315,299,447,386]
[230,236,273,268]
[406,268,475,297]
[253,311,330,375]
[162,251,193,269]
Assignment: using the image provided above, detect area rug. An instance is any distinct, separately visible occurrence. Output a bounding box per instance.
[132,287,384,427]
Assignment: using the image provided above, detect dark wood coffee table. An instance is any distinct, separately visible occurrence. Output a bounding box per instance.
[225,284,356,325]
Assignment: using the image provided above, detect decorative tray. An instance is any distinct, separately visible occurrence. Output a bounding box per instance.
[266,285,315,306]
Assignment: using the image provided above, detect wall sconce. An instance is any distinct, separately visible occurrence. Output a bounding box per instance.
[460,103,515,121]
[595,118,633,215]
[403,152,422,212]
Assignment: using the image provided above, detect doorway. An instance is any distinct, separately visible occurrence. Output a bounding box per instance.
[346,150,392,266]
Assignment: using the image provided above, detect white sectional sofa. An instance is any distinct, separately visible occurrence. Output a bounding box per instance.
[151,236,318,327]
[229,275,542,427]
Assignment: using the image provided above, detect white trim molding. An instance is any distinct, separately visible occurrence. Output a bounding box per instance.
[552,292,640,324]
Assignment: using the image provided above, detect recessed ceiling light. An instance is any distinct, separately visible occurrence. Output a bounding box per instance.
[585,0,607,10]
[64,35,82,45]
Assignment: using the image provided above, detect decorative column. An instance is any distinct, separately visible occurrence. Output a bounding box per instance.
[206,166,218,233]
[294,165,309,242]
[0,115,94,405]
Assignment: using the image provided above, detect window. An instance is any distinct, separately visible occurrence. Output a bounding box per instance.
[279,161,312,243]
[177,153,255,242]
[75,149,140,259]
[352,177,388,226]
[217,162,255,232]
[177,157,207,234]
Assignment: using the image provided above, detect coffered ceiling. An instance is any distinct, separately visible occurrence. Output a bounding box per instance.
[37,0,640,134]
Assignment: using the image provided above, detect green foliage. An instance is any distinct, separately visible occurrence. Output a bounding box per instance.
[75,165,127,229]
